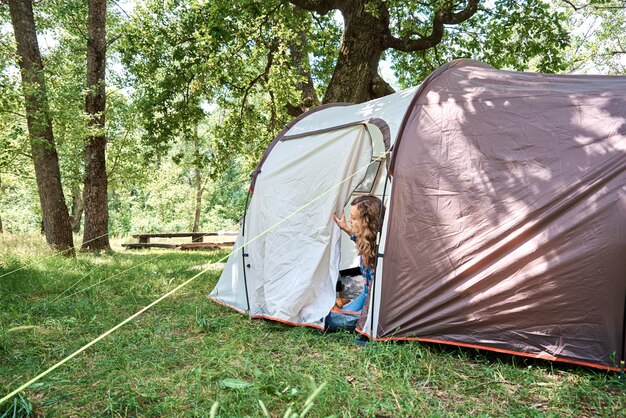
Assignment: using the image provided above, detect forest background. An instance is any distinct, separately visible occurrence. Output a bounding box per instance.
[0,0,625,252]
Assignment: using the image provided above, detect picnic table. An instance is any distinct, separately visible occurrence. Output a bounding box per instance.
[122,231,238,250]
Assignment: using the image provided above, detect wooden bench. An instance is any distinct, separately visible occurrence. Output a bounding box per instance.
[122,231,237,250]
[179,242,235,250]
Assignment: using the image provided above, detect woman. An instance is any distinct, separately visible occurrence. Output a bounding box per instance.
[333,195,385,312]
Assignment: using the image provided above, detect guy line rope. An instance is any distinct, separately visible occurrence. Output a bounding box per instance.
[0,231,112,279]
[0,149,390,406]
[1,158,250,307]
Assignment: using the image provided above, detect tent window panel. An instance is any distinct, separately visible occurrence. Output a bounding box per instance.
[354,160,381,193]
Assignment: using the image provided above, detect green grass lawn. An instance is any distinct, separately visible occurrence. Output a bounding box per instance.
[1,233,624,417]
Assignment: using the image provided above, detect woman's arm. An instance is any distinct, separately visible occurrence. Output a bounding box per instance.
[333,213,353,237]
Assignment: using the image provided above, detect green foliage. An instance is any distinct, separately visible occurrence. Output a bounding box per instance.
[106,145,247,236]
[1,0,624,241]
[391,0,571,87]
[560,1,626,74]
[119,0,340,171]
[0,176,41,233]
[0,33,30,181]
[0,236,625,416]
[105,92,152,192]
[478,0,570,72]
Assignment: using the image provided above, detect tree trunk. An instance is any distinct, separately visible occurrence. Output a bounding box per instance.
[191,131,204,233]
[322,2,388,103]
[7,0,75,255]
[192,167,202,233]
[82,0,111,252]
[286,14,320,117]
[70,184,84,233]
[290,0,478,104]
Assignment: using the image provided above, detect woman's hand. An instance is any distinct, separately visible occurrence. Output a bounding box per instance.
[333,213,352,236]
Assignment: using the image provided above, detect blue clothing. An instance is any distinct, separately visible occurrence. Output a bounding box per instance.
[341,284,368,312]
[340,235,375,313]
[350,235,375,286]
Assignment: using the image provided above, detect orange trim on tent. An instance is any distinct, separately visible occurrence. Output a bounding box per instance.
[330,307,361,315]
[251,314,324,330]
[355,327,372,339]
[208,295,325,330]
[207,295,247,315]
[353,329,621,371]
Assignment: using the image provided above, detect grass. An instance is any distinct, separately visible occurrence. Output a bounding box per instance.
[1,233,625,417]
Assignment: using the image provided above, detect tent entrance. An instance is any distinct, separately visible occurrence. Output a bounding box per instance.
[337,123,391,273]
[213,124,374,328]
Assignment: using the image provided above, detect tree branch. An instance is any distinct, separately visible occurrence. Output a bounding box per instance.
[107,33,123,47]
[106,128,130,179]
[18,151,33,160]
[110,0,132,19]
[560,0,626,10]
[561,0,584,11]
[240,40,279,117]
[384,0,480,52]
[288,0,338,15]
[0,109,26,118]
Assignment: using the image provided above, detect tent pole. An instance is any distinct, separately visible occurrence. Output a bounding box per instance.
[370,169,391,339]
[621,286,626,370]
[241,185,252,314]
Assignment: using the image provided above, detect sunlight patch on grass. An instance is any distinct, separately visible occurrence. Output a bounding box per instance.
[0,234,624,416]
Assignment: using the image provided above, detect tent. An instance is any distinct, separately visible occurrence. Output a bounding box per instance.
[210,59,626,370]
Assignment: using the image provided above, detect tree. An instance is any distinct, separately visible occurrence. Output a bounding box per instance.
[121,0,571,177]
[290,0,479,103]
[391,0,570,87]
[6,0,74,254]
[289,0,573,102]
[559,0,626,74]
[190,128,207,233]
[121,0,338,174]
[81,0,111,252]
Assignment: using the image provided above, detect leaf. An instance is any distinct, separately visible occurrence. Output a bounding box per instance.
[218,378,253,390]
[7,325,38,332]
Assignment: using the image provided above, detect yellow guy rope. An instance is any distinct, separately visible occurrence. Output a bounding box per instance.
[0,231,112,280]
[1,159,248,297]
[0,149,390,406]
[52,253,165,303]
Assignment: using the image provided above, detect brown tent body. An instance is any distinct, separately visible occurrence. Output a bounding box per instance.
[363,60,626,369]
[213,60,626,370]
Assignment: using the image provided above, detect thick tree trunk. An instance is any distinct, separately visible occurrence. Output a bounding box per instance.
[7,0,75,255]
[290,0,479,104]
[82,0,111,252]
[70,184,84,233]
[322,2,389,103]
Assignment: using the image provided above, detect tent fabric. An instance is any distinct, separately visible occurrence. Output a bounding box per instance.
[210,125,372,327]
[209,232,249,313]
[376,60,626,368]
[211,59,626,370]
[249,88,418,192]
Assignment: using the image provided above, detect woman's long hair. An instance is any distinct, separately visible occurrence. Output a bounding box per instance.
[351,195,385,268]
